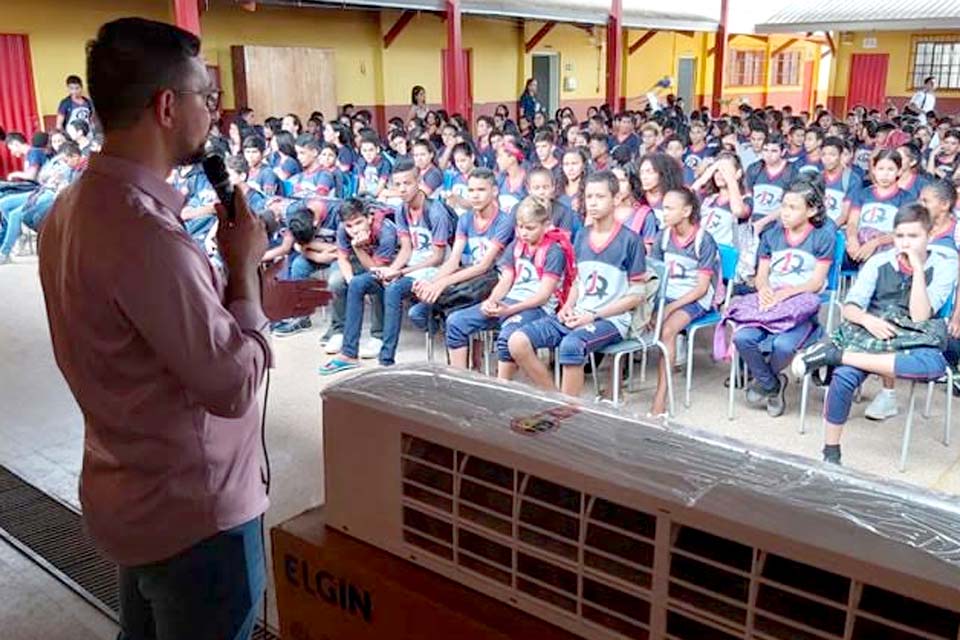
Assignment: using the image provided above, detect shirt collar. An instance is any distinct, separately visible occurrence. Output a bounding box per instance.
[87,153,186,214]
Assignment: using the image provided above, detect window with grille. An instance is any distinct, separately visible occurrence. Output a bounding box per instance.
[772,50,801,86]
[910,35,960,90]
[727,50,766,87]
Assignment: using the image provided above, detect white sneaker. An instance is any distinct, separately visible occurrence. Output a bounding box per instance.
[864,390,898,421]
[359,337,383,360]
[323,334,344,355]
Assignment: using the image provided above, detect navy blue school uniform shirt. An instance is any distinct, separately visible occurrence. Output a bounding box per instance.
[845,185,912,242]
[900,172,930,200]
[455,208,515,268]
[248,164,279,197]
[574,221,647,336]
[759,221,835,291]
[336,217,398,266]
[823,168,852,224]
[683,143,712,174]
[785,148,805,165]
[277,154,301,179]
[57,96,95,129]
[612,133,641,159]
[476,142,496,170]
[497,171,528,215]
[497,239,567,310]
[701,192,752,248]
[746,161,797,221]
[337,146,356,173]
[396,199,454,282]
[929,218,960,265]
[25,147,48,173]
[651,226,718,311]
[420,165,444,196]
[355,155,390,195]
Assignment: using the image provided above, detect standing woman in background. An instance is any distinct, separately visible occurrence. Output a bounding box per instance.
[519,78,541,122]
[409,85,430,122]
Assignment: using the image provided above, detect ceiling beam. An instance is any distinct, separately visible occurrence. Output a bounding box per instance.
[628,30,657,55]
[525,21,556,53]
[771,38,797,57]
[383,10,415,48]
[825,31,837,56]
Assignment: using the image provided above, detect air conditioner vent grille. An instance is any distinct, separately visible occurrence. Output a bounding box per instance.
[398,434,960,640]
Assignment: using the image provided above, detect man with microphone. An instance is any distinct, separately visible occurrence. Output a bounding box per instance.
[38,18,321,640]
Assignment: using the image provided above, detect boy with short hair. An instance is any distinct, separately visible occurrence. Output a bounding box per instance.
[612,112,640,158]
[355,130,390,198]
[786,124,806,164]
[792,204,957,465]
[242,135,279,196]
[532,130,562,182]
[738,120,768,171]
[798,127,825,175]
[367,159,453,365]
[746,133,797,226]
[170,161,218,248]
[928,128,960,180]
[225,154,268,217]
[588,134,611,172]
[443,141,476,215]
[56,74,95,133]
[821,136,854,224]
[508,170,647,397]
[3,132,47,182]
[683,120,712,173]
[475,116,497,169]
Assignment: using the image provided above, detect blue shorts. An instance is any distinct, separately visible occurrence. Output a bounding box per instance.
[516,315,622,366]
[894,348,950,379]
[666,297,710,323]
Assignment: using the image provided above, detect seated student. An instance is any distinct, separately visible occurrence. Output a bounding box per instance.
[291,135,338,198]
[355,130,391,198]
[3,132,47,183]
[527,166,579,235]
[638,152,686,226]
[442,141,476,216]
[921,179,960,384]
[683,120,713,175]
[663,134,696,185]
[786,124,806,165]
[732,175,836,416]
[496,142,528,214]
[0,141,84,265]
[897,142,930,200]
[444,197,572,374]
[558,147,589,219]
[747,133,797,231]
[821,137,854,224]
[798,126,825,175]
[437,123,459,170]
[649,187,719,416]
[508,171,646,397]
[272,202,342,336]
[412,139,444,198]
[611,113,641,158]
[475,116,497,169]
[691,152,751,248]
[792,204,957,465]
[66,121,94,157]
[588,133,612,172]
[319,199,398,372]
[738,120,768,172]
[531,130,563,184]
[928,128,960,181]
[224,154,268,217]
[270,130,302,181]
[242,135,280,197]
[843,149,911,270]
[853,121,878,173]
[364,159,452,365]
[169,162,218,248]
[639,122,662,157]
[386,129,410,165]
[410,167,514,330]
[324,122,356,174]
[612,162,658,250]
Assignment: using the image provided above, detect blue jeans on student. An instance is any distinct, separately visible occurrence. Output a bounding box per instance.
[733,320,821,391]
[496,309,548,361]
[116,517,265,640]
[341,271,387,358]
[445,303,502,349]
[824,349,947,424]
[379,276,416,365]
[0,191,54,255]
[286,251,323,281]
[946,337,960,368]
[327,261,384,338]
[0,191,31,217]
[518,315,622,366]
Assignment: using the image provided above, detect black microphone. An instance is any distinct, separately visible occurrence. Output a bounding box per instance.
[202,154,235,222]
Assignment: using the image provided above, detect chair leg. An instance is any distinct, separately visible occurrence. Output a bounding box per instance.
[923,380,935,419]
[727,345,737,421]
[425,331,433,362]
[640,350,648,384]
[656,341,675,417]
[612,353,624,406]
[590,353,600,398]
[627,353,636,392]
[799,374,810,435]
[900,382,918,473]
[684,328,696,409]
[944,369,953,446]
[554,350,561,388]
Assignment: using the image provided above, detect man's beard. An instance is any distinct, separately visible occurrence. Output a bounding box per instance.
[178,141,208,167]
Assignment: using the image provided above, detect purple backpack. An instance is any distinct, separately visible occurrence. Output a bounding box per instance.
[713,292,822,361]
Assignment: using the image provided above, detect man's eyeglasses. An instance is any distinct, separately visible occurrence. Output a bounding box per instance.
[176,89,221,112]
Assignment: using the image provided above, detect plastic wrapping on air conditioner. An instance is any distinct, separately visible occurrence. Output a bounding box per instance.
[322,365,960,640]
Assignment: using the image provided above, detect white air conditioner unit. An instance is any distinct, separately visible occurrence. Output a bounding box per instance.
[323,366,960,640]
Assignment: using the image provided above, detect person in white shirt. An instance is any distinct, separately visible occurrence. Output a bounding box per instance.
[908,76,937,123]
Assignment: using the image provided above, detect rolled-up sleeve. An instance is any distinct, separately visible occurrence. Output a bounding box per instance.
[114,230,272,419]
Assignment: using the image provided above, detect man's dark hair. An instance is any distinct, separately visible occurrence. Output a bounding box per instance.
[924,76,936,85]
[66,74,83,87]
[86,18,201,133]
[60,141,81,157]
[225,154,249,175]
[340,197,368,223]
[358,129,380,148]
[469,167,497,186]
[295,133,321,151]
[894,203,932,231]
[4,132,26,146]
[69,120,91,137]
[32,132,49,148]
[391,157,418,176]
[242,135,266,152]
[287,207,316,244]
[585,169,619,197]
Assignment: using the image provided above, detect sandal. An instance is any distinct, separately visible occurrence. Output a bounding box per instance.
[318,358,360,376]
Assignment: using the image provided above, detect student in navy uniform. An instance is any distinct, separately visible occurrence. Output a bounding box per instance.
[526,166,579,235]
[797,127,824,175]
[442,141,475,216]
[56,75,95,133]
[683,120,712,175]
[270,130,301,181]
[747,133,796,229]
[318,199,400,373]
[897,142,930,200]
[2,132,47,182]
[367,159,452,366]
[445,197,569,373]
[323,122,355,174]
[413,139,444,198]
[785,124,806,165]
[496,142,528,214]
[821,137,853,224]
[843,150,911,268]
[638,152,686,226]
[224,155,268,218]
[559,147,589,219]
[691,153,751,249]
[509,170,647,398]
[588,134,612,172]
[355,130,391,198]
[927,128,960,181]
[733,176,836,417]
[531,130,563,184]
[649,187,719,416]
[921,180,960,266]
[242,135,279,197]
[738,120,768,171]
[853,121,878,173]
[613,163,658,251]
[792,204,957,465]
[611,112,641,159]
[170,162,218,249]
[475,116,497,169]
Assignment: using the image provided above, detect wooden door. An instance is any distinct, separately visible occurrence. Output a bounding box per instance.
[232,46,337,122]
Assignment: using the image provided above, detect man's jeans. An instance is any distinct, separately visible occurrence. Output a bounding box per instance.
[116,517,265,640]
[327,259,384,339]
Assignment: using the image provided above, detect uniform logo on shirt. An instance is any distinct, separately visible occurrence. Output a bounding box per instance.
[825,190,843,219]
[582,270,610,299]
[753,185,783,209]
[684,154,702,170]
[860,203,896,230]
[771,250,807,276]
[413,228,432,251]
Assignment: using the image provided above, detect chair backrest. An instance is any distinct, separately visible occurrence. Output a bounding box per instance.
[937,291,955,319]
[717,243,740,307]
[281,179,295,197]
[646,259,670,340]
[825,229,846,293]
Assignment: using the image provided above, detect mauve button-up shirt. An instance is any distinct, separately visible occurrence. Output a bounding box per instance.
[39,153,272,567]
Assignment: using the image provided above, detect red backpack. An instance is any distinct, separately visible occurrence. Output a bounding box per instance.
[514,228,578,309]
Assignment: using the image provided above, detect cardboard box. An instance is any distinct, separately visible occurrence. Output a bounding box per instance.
[272,507,582,640]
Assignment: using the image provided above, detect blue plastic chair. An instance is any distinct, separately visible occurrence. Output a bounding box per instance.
[281,179,295,197]
[682,244,739,408]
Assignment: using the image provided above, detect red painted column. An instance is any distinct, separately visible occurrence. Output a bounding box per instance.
[445,0,469,118]
[606,0,623,111]
[711,0,729,116]
[172,0,202,37]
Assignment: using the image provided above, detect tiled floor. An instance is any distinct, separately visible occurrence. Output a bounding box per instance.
[1,255,958,638]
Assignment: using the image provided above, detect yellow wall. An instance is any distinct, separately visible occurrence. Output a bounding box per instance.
[524,22,605,105]
[2,0,170,118]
